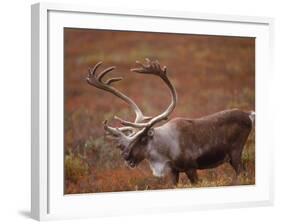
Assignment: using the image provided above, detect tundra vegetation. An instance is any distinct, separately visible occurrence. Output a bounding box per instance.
[64,29,255,194]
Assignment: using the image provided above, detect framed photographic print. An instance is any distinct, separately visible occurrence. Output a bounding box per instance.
[31,2,274,221]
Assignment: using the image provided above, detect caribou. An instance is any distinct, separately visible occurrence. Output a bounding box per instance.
[86,59,255,186]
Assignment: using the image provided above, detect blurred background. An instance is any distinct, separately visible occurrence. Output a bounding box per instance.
[64,28,255,194]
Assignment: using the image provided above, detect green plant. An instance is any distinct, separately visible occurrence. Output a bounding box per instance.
[65,152,89,183]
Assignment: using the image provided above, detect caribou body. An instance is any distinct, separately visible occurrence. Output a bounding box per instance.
[86,59,254,185]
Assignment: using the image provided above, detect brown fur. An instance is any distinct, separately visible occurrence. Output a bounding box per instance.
[124,109,253,185]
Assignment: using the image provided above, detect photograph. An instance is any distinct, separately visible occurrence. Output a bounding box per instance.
[64,28,255,194]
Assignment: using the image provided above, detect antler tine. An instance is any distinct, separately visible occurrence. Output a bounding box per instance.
[105,77,123,85]
[97,66,116,82]
[103,120,139,143]
[103,120,129,137]
[114,115,147,128]
[90,61,103,77]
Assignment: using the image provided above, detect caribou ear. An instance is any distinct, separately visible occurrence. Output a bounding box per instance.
[147,128,154,137]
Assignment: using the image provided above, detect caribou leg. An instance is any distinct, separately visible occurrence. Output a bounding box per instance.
[164,167,180,187]
[171,169,180,185]
[229,143,247,185]
[185,169,199,184]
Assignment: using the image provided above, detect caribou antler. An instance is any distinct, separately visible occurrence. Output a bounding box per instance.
[86,62,151,125]
[86,59,177,147]
[131,58,167,76]
[115,58,177,130]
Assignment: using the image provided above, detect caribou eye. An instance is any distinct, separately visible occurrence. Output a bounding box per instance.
[147,129,154,137]
[140,136,148,144]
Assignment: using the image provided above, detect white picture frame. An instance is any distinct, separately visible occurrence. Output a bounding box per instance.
[31,2,274,221]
